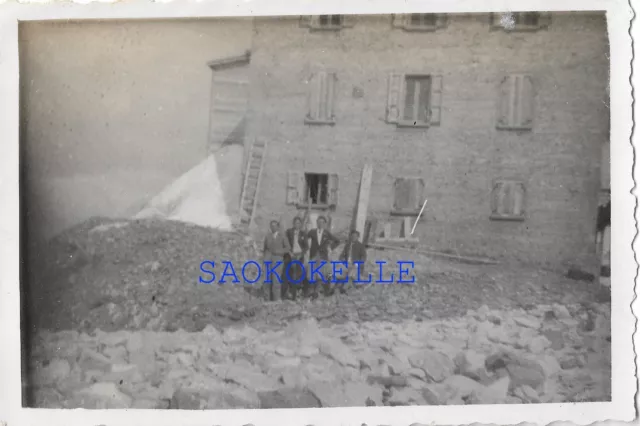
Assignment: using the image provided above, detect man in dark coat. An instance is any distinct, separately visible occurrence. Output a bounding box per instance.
[305,215,340,298]
[283,216,308,300]
[263,220,291,301]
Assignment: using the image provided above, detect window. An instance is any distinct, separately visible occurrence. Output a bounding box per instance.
[306,71,336,125]
[497,74,535,130]
[386,73,443,127]
[300,15,356,31]
[392,14,447,31]
[490,12,551,31]
[305,173,328,205]
[410,14,437,27]
[402,76,431,124]
[515,12,540,26]
[392,177,425,215]
[319,15,343,28]
[370,217,420,243]
[286,171,339,208]
[490,180,526,221]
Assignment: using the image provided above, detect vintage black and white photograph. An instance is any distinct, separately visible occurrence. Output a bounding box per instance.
[5,3,635,423]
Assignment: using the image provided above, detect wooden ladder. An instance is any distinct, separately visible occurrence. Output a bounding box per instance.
[239,140,268,228]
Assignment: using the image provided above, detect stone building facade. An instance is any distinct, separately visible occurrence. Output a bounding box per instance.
[239,12,609,269]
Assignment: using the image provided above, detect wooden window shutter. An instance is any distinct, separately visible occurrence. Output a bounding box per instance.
[386,73,404,124]
[491,180,525,220]
[434,14,448,29]
[489,13,504,30]
[412,179,425,210]
[391,14,405,28]
[342,15,356,28]
[328,173,339,206]
[324,72,337,120]
[286,171,302,205]
[512,182,525,216]
[394,179,412,211]
[537,12,552,28]
[300,16,313,27]
[429,75,443,125]
[307,71,336,123]
[497,75,534,130]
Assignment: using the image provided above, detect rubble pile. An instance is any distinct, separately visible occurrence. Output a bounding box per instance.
[28,218,263,333]
[29,303,611,409]
[27,216,607,333]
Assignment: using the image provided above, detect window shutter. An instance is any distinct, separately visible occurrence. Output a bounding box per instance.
[497,75,534,130]
[518,75,534,128]
[491,180,525,219]
[493,182,506,215]
[497,76,512,128]
[325,72,336,121]
[386,73,404,124]
[342,15,356,27]
[537,12,552,28]
[286,171,302,205]
[300,16,313,27]
[328,173,339,206]
[489,13,503,30]
[391,14,406,28]
[412,179,425,210]
[307,71,336,123]
[434,14,448,29]
[429,75,443,125]
[512,182,525,216]
[307,71,323,121]
[394,179,412,210]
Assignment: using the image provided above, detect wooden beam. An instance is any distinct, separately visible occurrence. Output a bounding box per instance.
[368,242,499,265]
[383,223,392,239]
[352,164,373,236]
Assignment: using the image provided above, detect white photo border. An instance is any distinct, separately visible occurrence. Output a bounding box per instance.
[0,0,636,425]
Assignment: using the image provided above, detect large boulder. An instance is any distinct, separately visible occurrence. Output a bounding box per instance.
[408,350,455,383]
[485,351,546,392]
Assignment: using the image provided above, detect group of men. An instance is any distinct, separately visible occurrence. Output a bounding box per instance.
[262,215,367,301]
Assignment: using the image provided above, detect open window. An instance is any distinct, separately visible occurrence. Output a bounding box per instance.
[286,171,339,209]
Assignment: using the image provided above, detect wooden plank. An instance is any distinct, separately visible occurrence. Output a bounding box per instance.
[352,164,373,236]
[368,242,499,265]
[401,217,412,238]
[383,223,392,239]
[364,219,378,246]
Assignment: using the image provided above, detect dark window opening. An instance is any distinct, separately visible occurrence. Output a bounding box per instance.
[515,12,540,26]
[319,15,343,27]
[409,14,437,27]
[304,173,329,205]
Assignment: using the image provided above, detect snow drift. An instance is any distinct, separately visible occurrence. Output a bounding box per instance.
[135,152,233,230]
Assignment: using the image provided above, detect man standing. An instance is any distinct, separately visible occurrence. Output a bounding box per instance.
[305,216,340,298]
[263,220,291,301]
[337,229,368,294]
[284,217,307,300]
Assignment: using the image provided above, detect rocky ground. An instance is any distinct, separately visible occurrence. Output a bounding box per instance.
[25,218,612,409]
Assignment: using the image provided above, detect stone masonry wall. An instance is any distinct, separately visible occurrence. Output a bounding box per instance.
[246,13,609,270]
